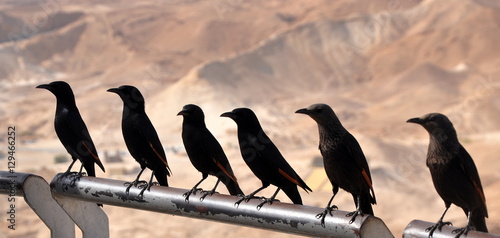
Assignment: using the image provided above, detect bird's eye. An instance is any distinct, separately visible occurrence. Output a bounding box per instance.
[315,108,322,113]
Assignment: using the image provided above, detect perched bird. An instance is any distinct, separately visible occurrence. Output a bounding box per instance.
[107,85,171,197]
[296,103,376,225]
[178,104,244,201]
[37,81,105,177]
[407,113,488,237]
[221,108,312,209]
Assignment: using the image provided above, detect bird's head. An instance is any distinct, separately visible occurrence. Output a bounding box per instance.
[177,104,205,121]
[36,81,75,100]
[107,85,145,109]
[295,103,339,125]
[220,108,258,126]
[407,113,457,143]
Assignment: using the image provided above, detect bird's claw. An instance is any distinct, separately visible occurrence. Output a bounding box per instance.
[124,180,147,195]
[426,221,453,237]
[200,190,219,201]
[256,197,280,210]
[137,183,151,198]
[451,226,471,238]
[137,181,151,189]
[315,205,338,227]
[346,210,364,224]
[68,173,83,187]
[183,188,203,202]
[234,195,257,207]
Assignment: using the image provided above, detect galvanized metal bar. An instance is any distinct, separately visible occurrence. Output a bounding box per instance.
[50,173,393,238]
[403,220,500,238]
[0,171,75,238]
[51,194,109,238]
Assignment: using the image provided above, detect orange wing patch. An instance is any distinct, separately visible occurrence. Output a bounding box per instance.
[361,169,373,189]
[279,168,300,186]
[82,142,104,167]
[212,158,237,182]
[473,181,487,211]
[149,142,172,175]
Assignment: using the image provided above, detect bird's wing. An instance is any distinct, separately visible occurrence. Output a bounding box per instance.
[252,132,312,192]
[458,146,488,217]
[136,116,171,175]
[344,133,376,203]
[201,130,237,182]
[66,110,105,171]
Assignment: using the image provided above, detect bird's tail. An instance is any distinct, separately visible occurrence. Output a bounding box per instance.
[154,167,169,187]
[354,193,374,216]
[83,161,96,177]
[221,177,244,196]
[282,186,303,205]
[470,208,488,233]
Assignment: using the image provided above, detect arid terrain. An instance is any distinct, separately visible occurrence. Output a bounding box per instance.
[1,0,500,237]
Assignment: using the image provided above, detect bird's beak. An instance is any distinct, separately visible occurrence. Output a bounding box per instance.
[177,109,188,116]
[406,117,423,124]
[220,112,234,119]
[107,88,120,94]
[36,84,51,90]
[295,108,309,114]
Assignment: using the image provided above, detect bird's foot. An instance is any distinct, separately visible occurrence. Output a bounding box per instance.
[346,210,364,224]
[315,205,339,227]
[183,188,203,202]
[137,183,152,198]
[426,221,453,237]
[135,180,149,188]
[426,221,453,236]
[78,172,87,176]
[256,197,280,210]
[124,180,147,195]
[234,195,260,207]
[200,190,219,201]
[451,225,471,238]
[69,173,83,187]
[63,171,79,176]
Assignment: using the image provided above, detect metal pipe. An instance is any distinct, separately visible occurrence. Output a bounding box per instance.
[403,220,500,238]
[0,171,75,238]
[50,173,393,238]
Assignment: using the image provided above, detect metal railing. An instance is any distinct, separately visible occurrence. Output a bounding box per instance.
[403,220,500,238]
[1,171,498,238]
[0,171,75,237]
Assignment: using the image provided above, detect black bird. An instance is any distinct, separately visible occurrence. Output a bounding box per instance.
[37,81,105,177]
[221,108,312,209]
[296,103,376,225]
[407,113,488,237]
[178,104,244,201]
[108,85,171,197]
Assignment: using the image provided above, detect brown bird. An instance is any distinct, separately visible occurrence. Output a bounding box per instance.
[407,113,488,237]
[296,103,376,225]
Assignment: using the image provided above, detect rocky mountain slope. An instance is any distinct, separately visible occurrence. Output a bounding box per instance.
[1,0,500,237]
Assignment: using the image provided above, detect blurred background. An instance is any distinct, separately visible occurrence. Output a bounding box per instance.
[1,0,500,237]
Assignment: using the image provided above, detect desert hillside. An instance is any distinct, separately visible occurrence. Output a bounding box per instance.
[1,0,500,237]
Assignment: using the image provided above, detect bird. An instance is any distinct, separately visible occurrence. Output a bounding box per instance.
[107,85,171,197]
[407,113,488,237]
[178,104,244,201]
[296,103,376,225]
[37,81,105,177]
[221,108,312,209]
